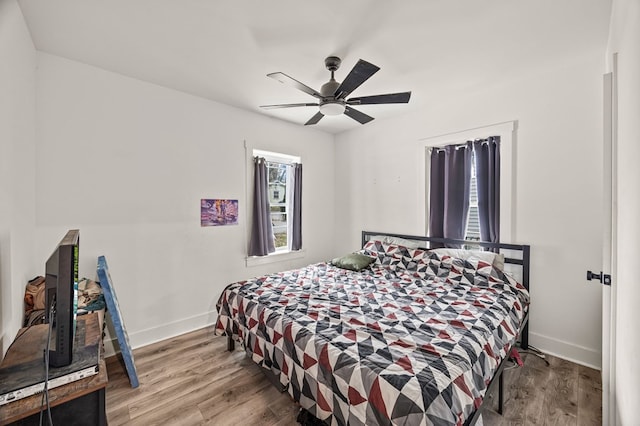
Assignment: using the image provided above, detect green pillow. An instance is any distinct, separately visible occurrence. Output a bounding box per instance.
[331,253,376,271]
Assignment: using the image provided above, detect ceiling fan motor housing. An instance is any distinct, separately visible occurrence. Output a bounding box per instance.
[320,79,341,97]
[319,76,345,115]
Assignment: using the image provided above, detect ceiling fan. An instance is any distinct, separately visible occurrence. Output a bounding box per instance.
[260,56,411,126]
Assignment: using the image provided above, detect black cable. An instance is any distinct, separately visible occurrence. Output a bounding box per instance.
[515,343,551,366]
[520,349,551,367]
[526,344,545,355]
[39,301,55,426]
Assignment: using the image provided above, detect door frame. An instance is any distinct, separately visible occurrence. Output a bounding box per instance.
[602,53,618,426]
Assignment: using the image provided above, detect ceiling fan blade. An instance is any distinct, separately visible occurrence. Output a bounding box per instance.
[344,106,374,124]
[260,103,318,110]
[334,59,380,99]
[267,72,323,99]
[347,92,411,105]
[304,111,324,125]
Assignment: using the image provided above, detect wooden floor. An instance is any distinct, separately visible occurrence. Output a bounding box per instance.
[105,327,602,426]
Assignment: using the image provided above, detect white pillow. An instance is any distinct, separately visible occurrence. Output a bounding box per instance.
[431,248,505,271]
[368,235,423,249]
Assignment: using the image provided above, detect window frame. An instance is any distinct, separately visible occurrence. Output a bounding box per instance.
[418,121,516,243]
[246,148,303,266]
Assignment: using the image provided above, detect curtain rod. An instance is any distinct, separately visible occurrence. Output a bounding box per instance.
[429,137,499,152]
[254,156,299,167]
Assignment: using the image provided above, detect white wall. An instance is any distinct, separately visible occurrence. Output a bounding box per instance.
[334,51,605,368]
[607,0,640,423]
[35,53,335,351]
[0,0,37,358]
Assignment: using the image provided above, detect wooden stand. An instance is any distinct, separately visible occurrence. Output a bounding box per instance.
[0,313,108,426]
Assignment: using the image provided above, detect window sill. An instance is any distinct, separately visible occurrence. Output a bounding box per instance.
[245,249,306,267]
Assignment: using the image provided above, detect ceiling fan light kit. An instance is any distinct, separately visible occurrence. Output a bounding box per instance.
[261,56,411,126]
[319,101,345,116]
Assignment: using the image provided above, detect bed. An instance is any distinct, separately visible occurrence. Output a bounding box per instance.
[215,231,530,426]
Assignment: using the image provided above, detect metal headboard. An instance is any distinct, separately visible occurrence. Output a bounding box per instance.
[361,231,530,291]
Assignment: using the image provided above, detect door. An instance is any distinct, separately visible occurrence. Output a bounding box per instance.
[601,54,618,426]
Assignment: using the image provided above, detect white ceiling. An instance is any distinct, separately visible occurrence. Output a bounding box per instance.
[18,0,612,134]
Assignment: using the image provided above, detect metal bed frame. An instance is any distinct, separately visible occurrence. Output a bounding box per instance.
[225,231,531,425]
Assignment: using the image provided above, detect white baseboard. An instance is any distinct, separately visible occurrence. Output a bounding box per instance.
[529,331,601,370]
[103,310,218,358]
[102,315,602,373]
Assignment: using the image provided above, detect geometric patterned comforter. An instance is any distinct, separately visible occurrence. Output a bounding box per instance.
[215,241,529,426]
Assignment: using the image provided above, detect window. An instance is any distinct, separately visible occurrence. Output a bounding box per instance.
[266,160,289,250]
[427,140,499,243]
[418,121,515,243]
[465,152,481,241]
[253,149,301,252]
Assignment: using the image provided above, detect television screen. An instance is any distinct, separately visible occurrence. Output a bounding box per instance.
[44,229,80,368]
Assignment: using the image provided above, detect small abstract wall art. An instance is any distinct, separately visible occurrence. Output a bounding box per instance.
[201,199,239,226]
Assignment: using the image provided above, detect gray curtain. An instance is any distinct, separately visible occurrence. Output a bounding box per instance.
[473,136,500,244]
[428,142,473,247]
[291,163,302,250]
[248,157,275,256]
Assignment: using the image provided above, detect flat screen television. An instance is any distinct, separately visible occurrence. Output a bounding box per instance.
[44,229,80,368]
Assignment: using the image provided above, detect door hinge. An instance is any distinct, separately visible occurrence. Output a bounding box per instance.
[586,270,612,286]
